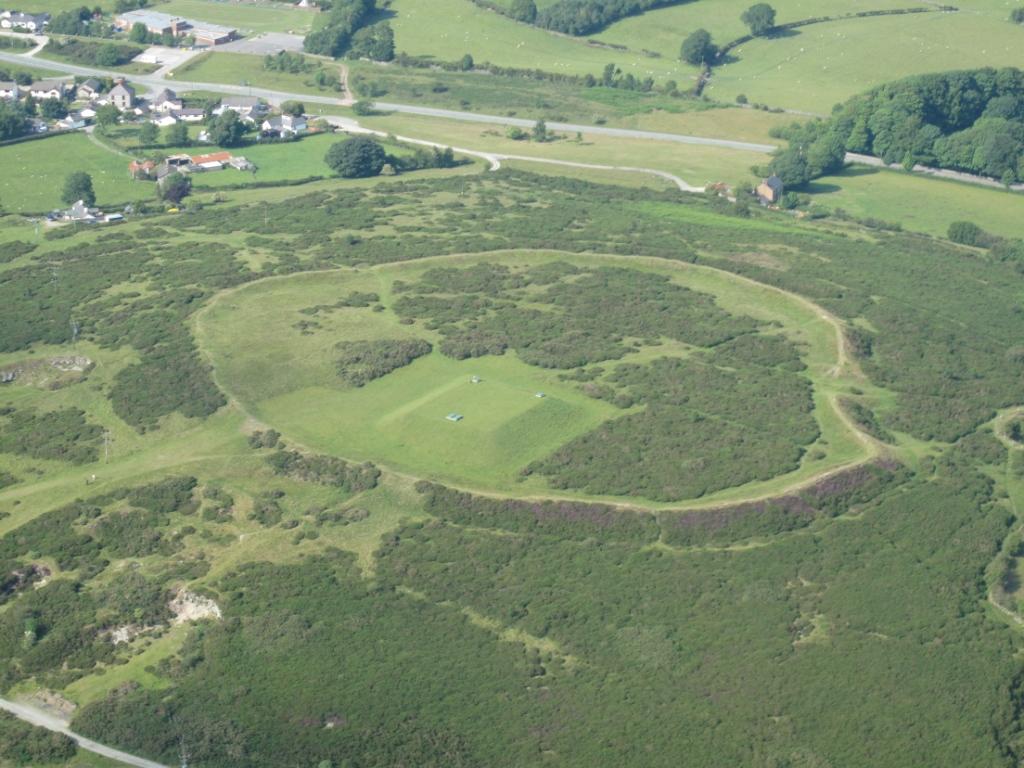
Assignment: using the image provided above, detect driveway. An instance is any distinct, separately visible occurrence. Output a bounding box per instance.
[218,32,305,56]
[133,45,204,78]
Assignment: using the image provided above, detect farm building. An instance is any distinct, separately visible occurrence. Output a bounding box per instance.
[756,175,784,204]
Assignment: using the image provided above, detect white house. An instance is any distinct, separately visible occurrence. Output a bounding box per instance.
[29,80,68,100]
[57,113,87,130]
[174,108,205,123]
[152,88,183,113]
[261,113,307,137]
[214,95,266,120]
[0,82,18,100]
[151,113,178,128]
[1,11,48,30]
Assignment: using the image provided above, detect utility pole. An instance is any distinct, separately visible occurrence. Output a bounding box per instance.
[70,319,79,344]
[103,430,112,463]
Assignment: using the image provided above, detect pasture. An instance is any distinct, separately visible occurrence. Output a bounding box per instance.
[705,4,1024,112]
[810,166,1024,239]
[387,0,689,81]
[0,133,137,213]
[170,51,344,97]
[159,0,316,34]
[197,250,867,505]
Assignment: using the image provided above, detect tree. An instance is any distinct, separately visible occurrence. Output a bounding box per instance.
[532,119,548,142]
[0,101,28,141]
[62,171,95,206]
[95,103,120,132]
[280,100,305,117]
[164,121,189,147]
[947,220,988,247]
[741,3,776,36]
[510,0,537,23]
[459,53,474,71]
[348,21,394,62]
[324,136,387,178]
[138,121,158,145]
[129,21,149,43]
[159,172,191,205]
[39,99,67,120]
[1011,7,1024,23]
[208,110,247,147]
[680,29,716,66]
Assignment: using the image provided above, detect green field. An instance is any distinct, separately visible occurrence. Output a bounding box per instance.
[811,166,1024,239]
[160,0,316,34]
[170,51,345,97]
[197,250,869,505]
[0,134,138,213]
[388,0,690,81]
[705,4,1024,112]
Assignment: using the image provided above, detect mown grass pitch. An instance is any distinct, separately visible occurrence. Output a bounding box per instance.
[197,251,869,504]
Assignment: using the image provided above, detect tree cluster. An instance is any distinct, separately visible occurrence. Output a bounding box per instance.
[771,67,1024,187]
[534,0,685,36]
[303,0,379,58]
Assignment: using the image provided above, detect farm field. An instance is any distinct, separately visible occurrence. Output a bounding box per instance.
[0,134,137,213]
[591,0,917,63]
[810,166,1024,239]
[387,0,690,81]
[159,0,317,34]
[169,51,344,97]
[705,5,1024,112]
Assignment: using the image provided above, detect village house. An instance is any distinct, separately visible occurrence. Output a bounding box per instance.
[1,11,48,30]
[152,88,183,113]
[174,108,205,123]
[63,199,97,222]
[756,174,784,205]
[108,82,136,110]
[76,78,102,101]
[261,113,307,138]
[0,81,18,100]
[151,113,178,128]
[29,79,68,100]
[214,95,266,121]
[57,112,87,130]
[129,159,156,179]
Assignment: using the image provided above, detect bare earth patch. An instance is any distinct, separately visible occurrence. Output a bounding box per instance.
[169,589,222,624]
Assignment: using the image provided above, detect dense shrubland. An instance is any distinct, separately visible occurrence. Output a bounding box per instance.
[0,170,1022,767]
[335,339,433,386]
[0,406,103,464]
[392,261,814,499]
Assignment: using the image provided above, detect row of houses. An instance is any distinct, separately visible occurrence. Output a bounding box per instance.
[0,9,48,31]
[113,9,236,46]
[0,78,71,101]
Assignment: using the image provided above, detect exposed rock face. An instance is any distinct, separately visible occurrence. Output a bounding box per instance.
[169,589,222,624]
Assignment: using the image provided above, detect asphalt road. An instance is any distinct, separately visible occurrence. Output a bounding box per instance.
[2,50,1019,192]
[0,50,777,152]
[0,697,170,768]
